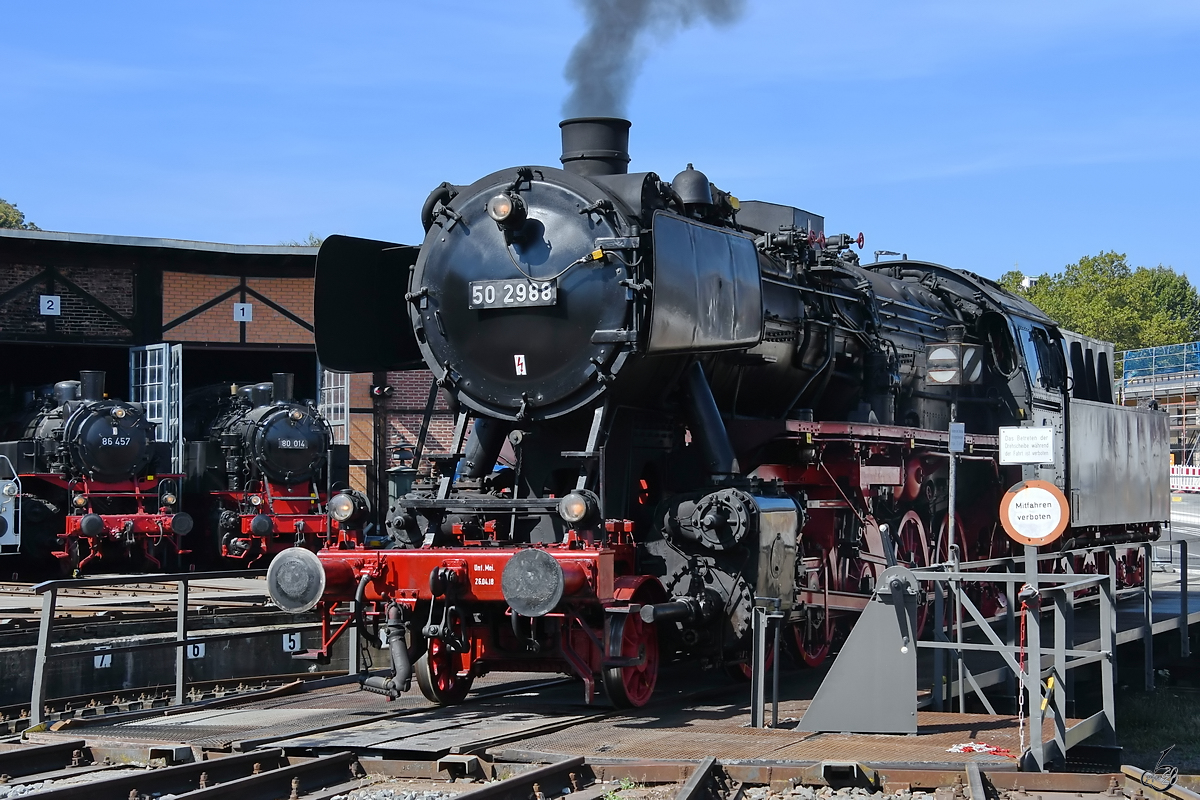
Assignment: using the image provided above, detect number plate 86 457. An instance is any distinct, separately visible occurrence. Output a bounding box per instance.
[469,279,557,310]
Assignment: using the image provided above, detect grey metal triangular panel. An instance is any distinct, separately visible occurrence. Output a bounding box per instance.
[798,566,919,734]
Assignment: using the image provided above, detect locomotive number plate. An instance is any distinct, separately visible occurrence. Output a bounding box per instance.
[278,439,308,449]
[469,279,556,310]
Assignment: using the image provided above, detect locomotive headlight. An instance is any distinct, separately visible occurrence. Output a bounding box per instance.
[2,483,17,497]
[486,192,527,228]
[249,494,263,507]
[288,409,304,421]
[328,492,357,522]
[161,493,178,507]
[557,491,595,525]
[72,493,89,509]
[111,407,127,419]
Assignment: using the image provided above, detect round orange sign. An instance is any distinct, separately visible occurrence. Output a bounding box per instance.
[999,480,1069,546]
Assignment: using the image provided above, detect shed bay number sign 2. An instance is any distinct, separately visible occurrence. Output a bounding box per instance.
[999,479,1069,546]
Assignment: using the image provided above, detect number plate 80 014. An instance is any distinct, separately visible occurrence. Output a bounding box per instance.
[469,279,557,310]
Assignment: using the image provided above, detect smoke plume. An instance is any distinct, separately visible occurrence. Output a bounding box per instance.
[563,0,746,119]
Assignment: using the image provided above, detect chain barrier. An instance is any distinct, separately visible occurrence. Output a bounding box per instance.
[1017,595,1029,756]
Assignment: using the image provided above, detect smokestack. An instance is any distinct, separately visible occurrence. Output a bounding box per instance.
[560,117,631,177]
[562,0,747,119]
[272,372,295,403]
[79,371,105,402]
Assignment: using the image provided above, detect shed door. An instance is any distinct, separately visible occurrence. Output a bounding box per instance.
[319,368,349,445]
[130,343,184,472]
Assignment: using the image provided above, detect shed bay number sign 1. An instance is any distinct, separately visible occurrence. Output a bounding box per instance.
[999,479,1069,546]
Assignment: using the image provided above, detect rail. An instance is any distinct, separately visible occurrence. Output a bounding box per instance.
[28,569,279,726]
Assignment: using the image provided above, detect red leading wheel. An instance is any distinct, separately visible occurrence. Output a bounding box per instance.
[415,636,473,705]
[603,613,659,708]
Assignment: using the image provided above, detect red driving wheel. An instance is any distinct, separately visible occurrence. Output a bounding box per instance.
[792,551,833,668]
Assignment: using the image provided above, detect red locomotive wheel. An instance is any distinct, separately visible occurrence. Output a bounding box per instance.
[603,613,659,708]
[795,619,831,668]
[895,510,932,633]
[1118,550,1145,589]
[415,637,473,705]
[793,553,833,668]
[725,627,775,682]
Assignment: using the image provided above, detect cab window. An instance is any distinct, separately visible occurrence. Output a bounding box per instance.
[1015,321,1065,391]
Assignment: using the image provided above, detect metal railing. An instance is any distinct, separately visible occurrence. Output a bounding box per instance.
[921,538,1193,770]
[796,533,1196,770]
[27,570,294,726]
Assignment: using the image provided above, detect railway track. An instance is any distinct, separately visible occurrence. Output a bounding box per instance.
[0,577,269,620]
[0,648,1197,794]
[2,738,1198,800]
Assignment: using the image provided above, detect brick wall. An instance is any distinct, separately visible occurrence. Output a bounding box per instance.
[0,264,50,336]
[381,369,455,457]
[246,277,314,345]
[162,272,314,346]
[0,262,134,339]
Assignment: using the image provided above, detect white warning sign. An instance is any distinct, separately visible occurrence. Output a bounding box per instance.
[514,354,527,376]
[1000,480,1069,546]
[999,426,1055,465]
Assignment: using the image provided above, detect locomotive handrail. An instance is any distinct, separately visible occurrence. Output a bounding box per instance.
[402,497,563,510]
[32,569,267,594]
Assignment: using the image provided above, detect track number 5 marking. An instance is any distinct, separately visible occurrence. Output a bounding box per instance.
[283,632,302,652]
[514,354,527,376]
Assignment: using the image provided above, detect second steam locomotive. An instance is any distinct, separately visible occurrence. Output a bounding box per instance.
[184,372,364,566]
[261,118,1163,706]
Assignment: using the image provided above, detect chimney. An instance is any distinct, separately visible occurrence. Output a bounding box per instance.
[79,371,106,402]
[559,117,631,177]
[272,372,295,403]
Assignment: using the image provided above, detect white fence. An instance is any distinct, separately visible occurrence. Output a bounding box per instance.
[1171,465,1200,492]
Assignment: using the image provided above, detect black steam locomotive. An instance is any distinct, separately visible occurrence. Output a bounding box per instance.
[0,371,191,574]
[184,373,359,566]
[266,118,1167,706]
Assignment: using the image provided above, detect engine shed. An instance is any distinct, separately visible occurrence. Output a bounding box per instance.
[0,228,450,517]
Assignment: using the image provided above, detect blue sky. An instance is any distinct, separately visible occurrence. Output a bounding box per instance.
[3,1,1199,284]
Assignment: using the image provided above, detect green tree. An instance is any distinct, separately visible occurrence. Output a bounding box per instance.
[1001,252,1200,351]
[0,197,40,230]
[282,233,323,247]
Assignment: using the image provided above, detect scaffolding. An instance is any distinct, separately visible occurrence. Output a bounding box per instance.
[1116,341,1200,465]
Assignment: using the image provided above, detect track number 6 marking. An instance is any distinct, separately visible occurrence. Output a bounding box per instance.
[514,354,527,376]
